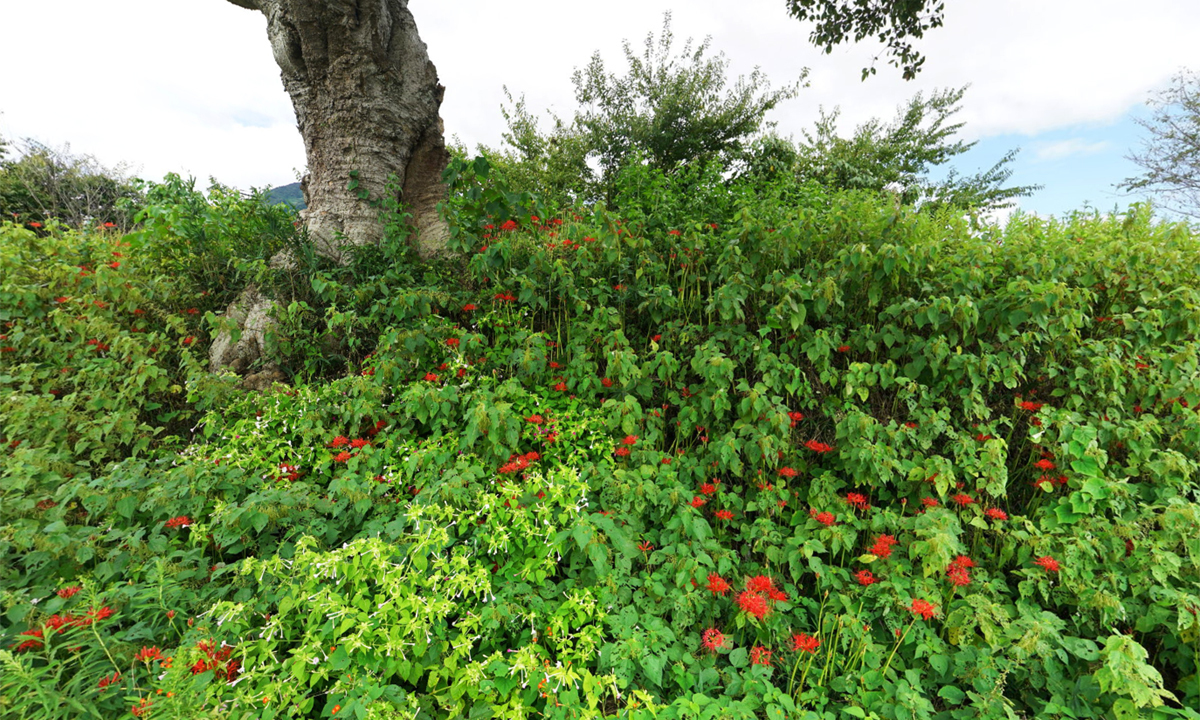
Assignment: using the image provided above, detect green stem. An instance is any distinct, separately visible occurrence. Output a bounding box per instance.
[880,619,917,680]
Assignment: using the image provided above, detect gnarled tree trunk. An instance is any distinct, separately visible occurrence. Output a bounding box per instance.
[226,0,450,260]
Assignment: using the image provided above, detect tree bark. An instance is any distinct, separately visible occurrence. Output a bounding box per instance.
[226,0,450,260]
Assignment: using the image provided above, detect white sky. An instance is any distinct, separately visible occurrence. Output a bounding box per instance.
[1,0,1196,211]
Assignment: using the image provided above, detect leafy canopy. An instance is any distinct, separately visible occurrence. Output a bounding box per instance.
[785,0,947,79]
[1121,69,1200,218]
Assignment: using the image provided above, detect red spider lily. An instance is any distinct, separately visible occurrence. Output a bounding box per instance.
[1033,556,1060,572]
[614,447,630,457]
[946,565,971,587]
[707,573,731,596]
[737,591,770,619]
[921,497,939,508]
[446,338,460,348]
[165,516,192,529]
[689,496,706,508]
[652,334,662,342]
[328,436,350,448]
[868,534,898,559]
[778,466,798,478]
[57,586,82,599]
[668,230,682,236]
[1035,458,1056,471]
[911,599,937,620]
[985,507,1008,521]
[424,373,439,382]
[333,451,353,463]
[701,628,727,651]
[846,492,870,510]
[837,345,850,353]
[950,555,975,569]
[553,381,567,392]
[622,435,638,446]
[499,220,518,231]
[714,509,734,521]
[1020,400,1044,411]
[699,482,717,496]
[749,646,772,666]
[29,221,43,228]
[526,414,544,424]
[601,377,613,387]
[855,570,877,586]
[791,632,820,653]
[952,493,975,507]
[462,304,477,311]
[810,510,836,527]
[787,411,804,426]
[349,438,370,449]
[805,439,834,453]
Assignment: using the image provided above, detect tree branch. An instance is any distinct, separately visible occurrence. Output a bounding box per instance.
[225,0,262,11]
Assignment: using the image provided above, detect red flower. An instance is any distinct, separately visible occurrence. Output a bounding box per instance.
[778,466,798,478]
[553,381,567,392]
[985,507,1008,521]
[846,492,870,510]
[328,436,350,448]
[29,221,43,228]
[185,308,198,315]
[696,575,727,600]
[1034,458,1056,471]
[1033,556,1060,573]
[1020,400,1044,411]
[810,510,836,526]
[601,377,613,388]
[446,338,460,348]
[637,541,654,552]
[787,411,804,426]
[614,447,631,457]
[499,220,518,231]
[701,628,727,651]
[135,646,164,663]
[952,493,974,507]
[950,555,975,569]
[98,671,121,690]
[921,497,939,508]
[837,345,850,353]
[462,304,477,311]
[108,261,120,269]
[714,509,733,521]
[334,451,353,463]
[946,566,971,587]
[57,586,82,599]
[55,296,70,303]
[805,440,834,453]
[165,516,192,529]
[791,632,820,653]
[349,438,370,449]
[854,570,877,586]
[424,372,439,382]
[622,435,638,446]
[689,496,706,508]
[651,334,662,342]
[526,414,544,425]
[911,599,937,620]
[749,646,772,666]
[699,482,717,496]
[737,591,770,619]
[182,336,195,346]
[668,230,681,236]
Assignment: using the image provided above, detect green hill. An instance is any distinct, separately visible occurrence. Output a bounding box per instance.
[266,181,305,209]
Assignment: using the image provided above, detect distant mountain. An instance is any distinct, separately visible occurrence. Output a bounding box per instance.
[266,182,306,210]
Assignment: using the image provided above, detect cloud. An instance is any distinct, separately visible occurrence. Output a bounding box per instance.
[1031,139,1112,162]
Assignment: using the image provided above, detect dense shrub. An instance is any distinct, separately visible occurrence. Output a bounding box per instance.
[2,166,1200,720]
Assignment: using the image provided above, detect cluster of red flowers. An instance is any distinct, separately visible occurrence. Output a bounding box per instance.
[921,497,939,508]
[952,493,975,507]
[706,573,731,596]
[1019,400,1044,411]
[135,645,164,663]
[805,440,834,453]
[699,481,718,496]
[1033,555,1060,573]
[498,451,540,475]
[855,569,877,586]
[689,496,706,508]
[736,576,788,620]
[846,492,870,510]
[946,555,975,587]
[787,411,804,426]
[446,338,460,348]
[985,507,1008,521]
[809,509,836,527]
[190,640,240,683]
[277,463,301,482]
[701,627,727,651]
[911,599,938,620]
[867,534,898,559]
[57,586,82,599]
[714,509,734,521]
[86,338,111,352]
[494,292,517,303]
[778,466,798,478]
[790,632,820,653]
[12,607,117,651]
[164,516,192,529]
[749,646,773,666]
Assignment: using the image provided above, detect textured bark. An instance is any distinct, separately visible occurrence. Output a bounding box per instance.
[227,0,450,260]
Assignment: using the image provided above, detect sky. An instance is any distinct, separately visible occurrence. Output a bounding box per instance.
[1,0,1196,218]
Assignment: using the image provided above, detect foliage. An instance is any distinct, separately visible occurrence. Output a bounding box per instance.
[487,14,803,208]
[784,0,947,80]
[3,158,1200,720]
[1121,69,1200,219]
[0,136,143,230]
[794,87,1038,213]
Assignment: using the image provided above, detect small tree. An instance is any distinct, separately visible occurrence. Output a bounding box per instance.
[0,137,142,229]
[1121,69,1200,219]
[794,87,1037,213]
[488,13,804,208]
[785,0,946,79]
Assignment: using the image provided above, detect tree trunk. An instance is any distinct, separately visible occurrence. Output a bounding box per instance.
[226,0,450,260]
